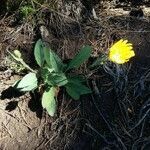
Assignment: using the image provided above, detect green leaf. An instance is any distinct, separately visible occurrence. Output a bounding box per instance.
[67,75,86,83]
[65,84,80,100]
[65,80,92,100]
[91,54,107,67]
[43,46,51,66]
[40,66,68,86]
[77,83,92,95]
[43,47,64,72]
[20,5,35,18]
[47,73,68,87]
[66,45,92,70]
[13,72,38,92]
[34,39,45,67]
[42,87,56,116]
[40,66,54,81]
[70,80,92,95]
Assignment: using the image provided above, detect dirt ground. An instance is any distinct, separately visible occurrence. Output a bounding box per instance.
[0,1,150,150]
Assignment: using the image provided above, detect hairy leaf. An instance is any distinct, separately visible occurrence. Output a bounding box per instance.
[65,80,92,100]
[13,72,38,92]
[67,75,86,83]
[66,45,92,70]
[43,47,64,72]
[47,73,68,87]
[34,39,45,67]
[65,84,80,100]
[42,87,56,116]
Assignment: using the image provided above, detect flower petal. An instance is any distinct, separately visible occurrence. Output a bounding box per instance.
[108,39,135,64]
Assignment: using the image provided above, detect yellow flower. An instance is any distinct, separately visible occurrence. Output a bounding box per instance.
[109,39,135,64]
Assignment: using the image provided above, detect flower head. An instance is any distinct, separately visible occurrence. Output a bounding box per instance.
[109,39,135,64]
[13,50,22,58]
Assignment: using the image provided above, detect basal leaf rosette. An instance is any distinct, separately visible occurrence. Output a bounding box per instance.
[109,39,135,64]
